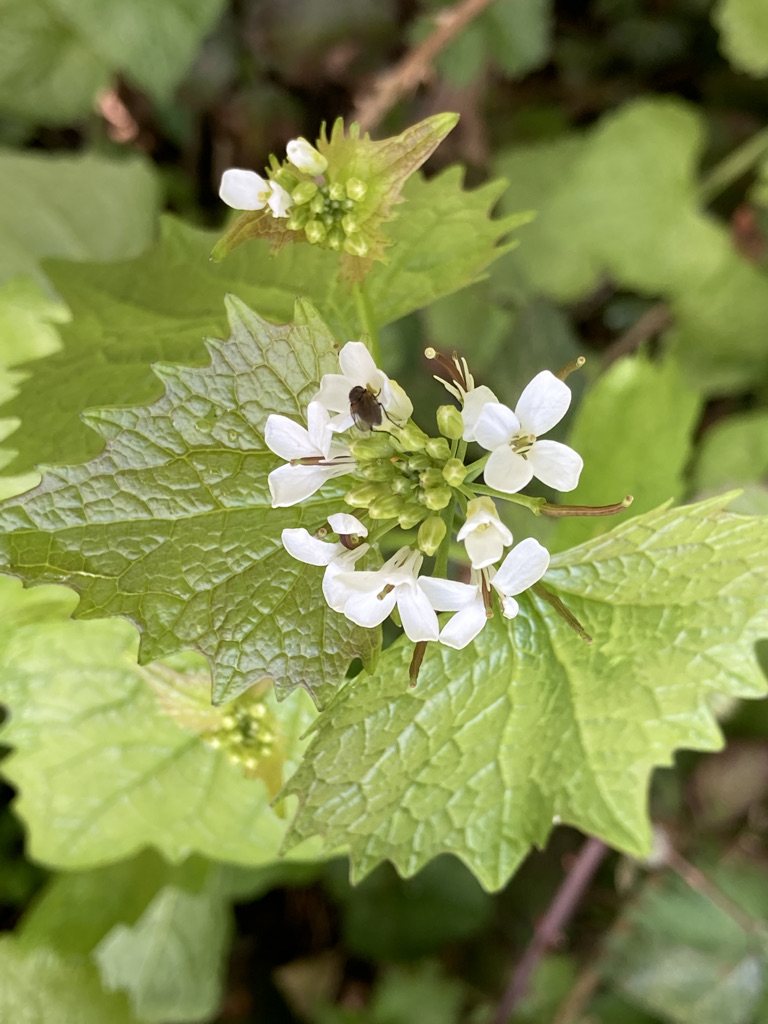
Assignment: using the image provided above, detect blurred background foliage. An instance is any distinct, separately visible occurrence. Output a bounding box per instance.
[1,0,768,1021]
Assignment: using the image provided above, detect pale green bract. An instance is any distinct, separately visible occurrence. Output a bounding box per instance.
[283,496,768,890]
[0,298,378,707]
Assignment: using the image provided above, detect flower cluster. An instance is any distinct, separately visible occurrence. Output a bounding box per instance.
[264,340,608,669]
[220,136,371,258]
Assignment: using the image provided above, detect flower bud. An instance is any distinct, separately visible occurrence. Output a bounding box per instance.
[349,436,395,460]
[309,194,326,215]
[424,485,453,511]
[287,207,309,231]
[343,234,369,258]
[417,517,447,556]
[436,405,464,440]
[407,453,432,471]
[419,468,444,488]
[305,220,328,244]
[361,459,395,482]
[346,177,367,201]
[326,228,344,251]
[398,503,426,530]
[272,168,299,191]
[328,181,346,201]
[391,475,416,496]
[291,180,319,205]
[345,482,387,508]
[368,494,403,520]
[442,458,467,487]
[341,213,360,235]
[398,423,430,452]
[286,138,328,176]
[425,437,451,461]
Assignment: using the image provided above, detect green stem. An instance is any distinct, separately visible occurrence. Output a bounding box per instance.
[433,502,456,578]
[699,126,768,205]
[469,483,545,514]
[368,520,399,545]
[353,282,381,363]
[463,453,489,483]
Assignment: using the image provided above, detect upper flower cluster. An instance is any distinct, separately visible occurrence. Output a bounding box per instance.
[263,341,596,666]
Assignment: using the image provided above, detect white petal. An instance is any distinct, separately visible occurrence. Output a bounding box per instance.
[219,169,269,210]
[397,584,440,642]
[286,138,328,175]
[528,440,583,492]
[281,528,339,565]
[439,599,488,649]
[267,181,292,217]
[484,447,533,494]
[493,537,550,597]
[417,577,478,611]
[463,528,507,570]
[338,341,381,389]
[322,548,369,611]
[268,463,348,507]
[515,370,572,435]
[265,414,317,460]
[500,595,520,618]
[474,403,521,451]
[328,513,368,537]
[383,379,413,423]
[314,373,353,414]
[330,412,355,432]
[343,586,397,628]
[305,401,333,456]
[461,386,500,441]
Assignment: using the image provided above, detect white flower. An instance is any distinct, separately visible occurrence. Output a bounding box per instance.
[491,537,550,618]
[332,546,470,643]
[314,341,413,431]
[456,496,513,569]
[420,538,550,648]
[282,513,369,609]
[470,371,583,493]
[265,401,354,507]
[461,385,500,442]
[286,138,328,175]
[219,169,293,218]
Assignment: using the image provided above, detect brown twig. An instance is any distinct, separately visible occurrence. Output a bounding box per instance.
[601,303,673,370]
[353,0,500,133]
[490,837,608,1024]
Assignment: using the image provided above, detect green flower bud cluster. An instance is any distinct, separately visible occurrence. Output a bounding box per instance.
[204,697,277,773]
[344,419,465,540]
[287,177,369,256]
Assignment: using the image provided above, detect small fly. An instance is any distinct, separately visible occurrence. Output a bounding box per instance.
[348,385,384,430]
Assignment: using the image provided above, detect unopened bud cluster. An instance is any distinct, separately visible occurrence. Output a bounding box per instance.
[204,697,277,773]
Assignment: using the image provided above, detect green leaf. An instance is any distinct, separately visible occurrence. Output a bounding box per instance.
[0,297,377,706]
[553,354,702,551]
[0,148,158,287]
[693,410,768,493]
[0,0,226,123]
[95,881,230,1023]
[18,850,211,956]
[496,99,768,391]
[0,577,324,867]
[713,0,768,77]
[0,0,110,124]
[48,0,226,101]
[0,936,139,1024]
[603,859,768,1024]
[2,170,515,474]
[283,496,768,890]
